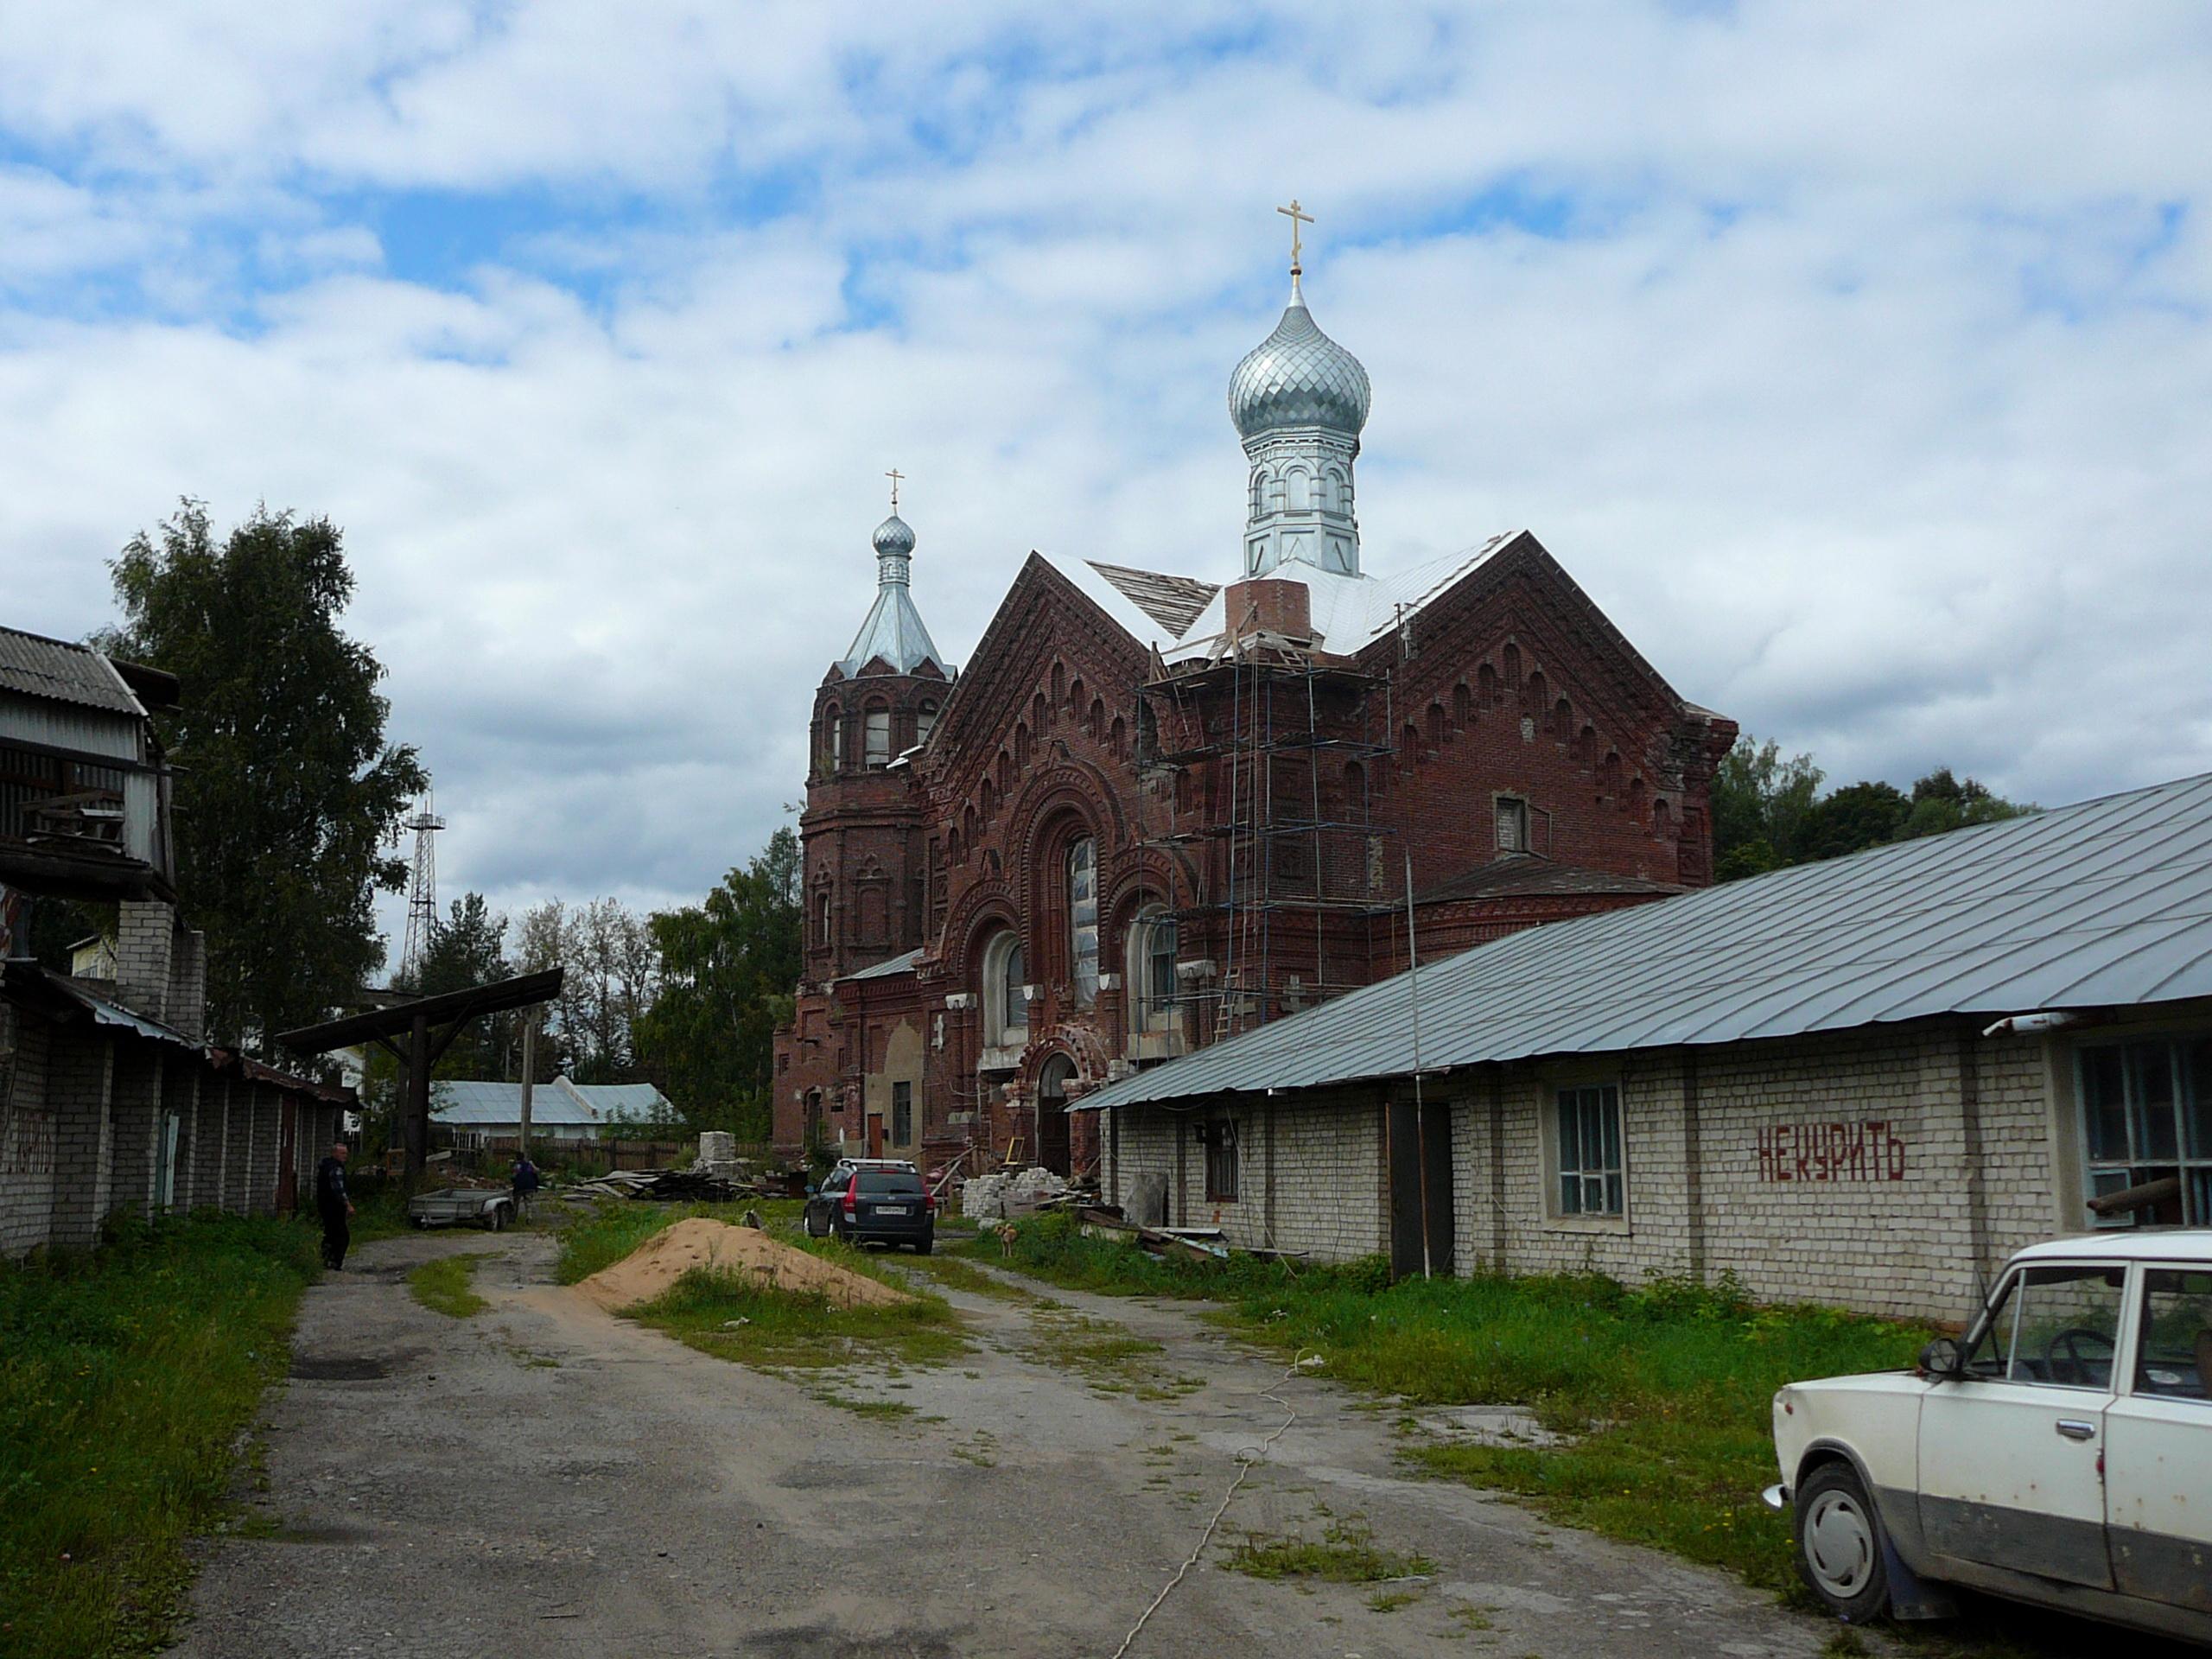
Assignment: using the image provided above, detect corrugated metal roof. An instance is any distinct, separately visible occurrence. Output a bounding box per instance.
[36,969,198,1049]
[1076,772,2212,1113]
[430,1077,672,1127]
[848,947,922,982]
[0,626,144,717]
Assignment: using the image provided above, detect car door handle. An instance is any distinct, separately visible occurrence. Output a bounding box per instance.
[2055,1419,2097,1441]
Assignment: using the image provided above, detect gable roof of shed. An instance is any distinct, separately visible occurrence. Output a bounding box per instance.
[1076,771,2212,1112]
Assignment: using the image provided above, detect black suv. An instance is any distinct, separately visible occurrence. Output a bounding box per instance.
[804,1160,936,1253]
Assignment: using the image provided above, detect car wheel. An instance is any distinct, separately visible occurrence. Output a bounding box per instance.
[913,1239,933,1256]
[1795,1462,1891,1623]
[486,1205,507,1232]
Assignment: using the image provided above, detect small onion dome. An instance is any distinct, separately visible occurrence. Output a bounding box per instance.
[1228,280,1372,442]
[872,512,916,557]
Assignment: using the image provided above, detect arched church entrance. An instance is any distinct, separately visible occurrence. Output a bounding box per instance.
[1036,1054,1075,1177]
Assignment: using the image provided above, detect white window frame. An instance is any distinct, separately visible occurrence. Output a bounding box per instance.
[1552,1082,1626,1221]
[1128,905,1179,1033]
[1496,794,1530,855]
[982,931,1027,1048]
[863,707,891,768]
[2075,1036,2211,1227]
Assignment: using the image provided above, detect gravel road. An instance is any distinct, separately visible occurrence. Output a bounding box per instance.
[174,1225,1847,1659]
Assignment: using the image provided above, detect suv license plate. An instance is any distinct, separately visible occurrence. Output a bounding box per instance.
[875,1205,909,1217]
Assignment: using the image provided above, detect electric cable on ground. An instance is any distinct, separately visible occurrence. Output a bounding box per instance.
[1106,1348,1318,1659]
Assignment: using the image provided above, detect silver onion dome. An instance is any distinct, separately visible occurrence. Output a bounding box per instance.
[872,512,916,557]
[1228,277,1372,442]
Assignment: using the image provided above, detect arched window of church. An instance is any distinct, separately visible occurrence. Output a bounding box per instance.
[1652,797,1673,835]
[1287,467,1312,511]
[1554,697,1572,740]
[982,931,1027,1047]
[1479,663,1499,705]
[963,804,977,848]
[1050,664,1065,708]
[997,751,1012,793]
[1033,692,1048,734]
[864,705,890,768]
[816,890,831,948]
[827,704,843,771]
[1526,669,1548,714]
[1109,715,1126,758]
[1503,643,1522,689]
[1067,836,1099,1009]
[982,779,995,822]
[1343,759,1366,814]
[1627,776,1646,817]
[1402,721,1420,767]
[1128,903,1178,1032]
[1135,700,1157,764]
[1426,702,1445,750]
[1249,467,1263,518]
[1453,683,1471,727]
[1603,751,1624,797]
[1089,697,1105,740]
[916,702,938,746]
[1014,724,1030,772]
[1579,724,1597,764]
[1068,676,1084,717]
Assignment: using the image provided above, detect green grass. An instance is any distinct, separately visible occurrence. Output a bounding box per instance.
[406,1253,490,1318]
[622,1267,967,1370]
[812,1390,918,1421]
[341,1182,416,1244]
[0,1211,319,1656]
[979,1213,1931,1594]
[1226,1518,1435,1584]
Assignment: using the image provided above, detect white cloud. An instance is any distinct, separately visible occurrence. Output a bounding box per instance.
[0,2,2209,957]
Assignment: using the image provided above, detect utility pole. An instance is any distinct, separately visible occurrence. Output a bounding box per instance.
[518,1014,536,1163]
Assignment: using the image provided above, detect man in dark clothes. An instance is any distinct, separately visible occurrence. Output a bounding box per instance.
[315,1141,354,1269]
[511,1151,540,1219]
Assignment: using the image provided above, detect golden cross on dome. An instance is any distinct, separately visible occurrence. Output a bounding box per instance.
[885,467,904,511]
[1276,199,1313,273]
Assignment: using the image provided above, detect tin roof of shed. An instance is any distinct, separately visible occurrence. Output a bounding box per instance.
[1076,771,2212,1113]
[0,625,146,715]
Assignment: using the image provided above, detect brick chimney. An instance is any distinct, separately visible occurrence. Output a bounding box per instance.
[1221,577,1313,646]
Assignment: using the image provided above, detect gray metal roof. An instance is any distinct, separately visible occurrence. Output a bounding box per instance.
[0,626,143,716]
[847,947,922,982]
[1076,771,2212,1113]
[430,1077,672,1127]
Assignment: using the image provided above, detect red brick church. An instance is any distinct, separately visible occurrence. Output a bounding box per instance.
[771,238,1736,1173]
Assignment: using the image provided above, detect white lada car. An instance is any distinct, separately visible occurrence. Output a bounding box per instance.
[1767,1231,2211,1644]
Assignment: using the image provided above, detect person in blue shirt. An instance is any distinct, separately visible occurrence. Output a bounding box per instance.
[313,1142,354,1269]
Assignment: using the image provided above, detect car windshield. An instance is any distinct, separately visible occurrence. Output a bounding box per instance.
[858,1172,925,1196]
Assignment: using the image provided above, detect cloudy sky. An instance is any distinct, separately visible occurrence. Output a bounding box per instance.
[4,3,2209,954]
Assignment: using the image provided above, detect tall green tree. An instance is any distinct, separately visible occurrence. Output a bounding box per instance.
[99,501,425,1050]
[1711,734,2036,881]
[632,828,801,1138]
[1711,738,1824,880]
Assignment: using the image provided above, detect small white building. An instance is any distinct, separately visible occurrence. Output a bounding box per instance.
[431,1077,675,1148]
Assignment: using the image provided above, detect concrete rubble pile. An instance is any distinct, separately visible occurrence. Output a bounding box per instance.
[690,1130,751,1184]
[960,1166,1069,1219]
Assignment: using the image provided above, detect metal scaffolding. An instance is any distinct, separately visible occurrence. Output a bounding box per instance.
[1137,635,1396,1043]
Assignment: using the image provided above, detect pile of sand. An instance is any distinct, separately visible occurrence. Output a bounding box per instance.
[572,1217,916,1313]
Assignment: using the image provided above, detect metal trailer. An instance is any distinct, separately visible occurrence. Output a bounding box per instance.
[407,1187,517,1230]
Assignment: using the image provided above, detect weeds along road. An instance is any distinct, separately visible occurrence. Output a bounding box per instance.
[177,1226,1840,1659]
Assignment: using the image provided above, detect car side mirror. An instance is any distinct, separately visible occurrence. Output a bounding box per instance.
[1918,1337,1967,1380]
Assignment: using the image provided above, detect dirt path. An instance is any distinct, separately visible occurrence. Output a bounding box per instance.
[176,1227,1842,1659]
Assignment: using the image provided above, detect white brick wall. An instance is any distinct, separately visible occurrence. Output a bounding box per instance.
[1109,1019,2080,1323]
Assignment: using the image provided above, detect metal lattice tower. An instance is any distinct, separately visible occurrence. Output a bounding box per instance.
[398,788,444,983]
